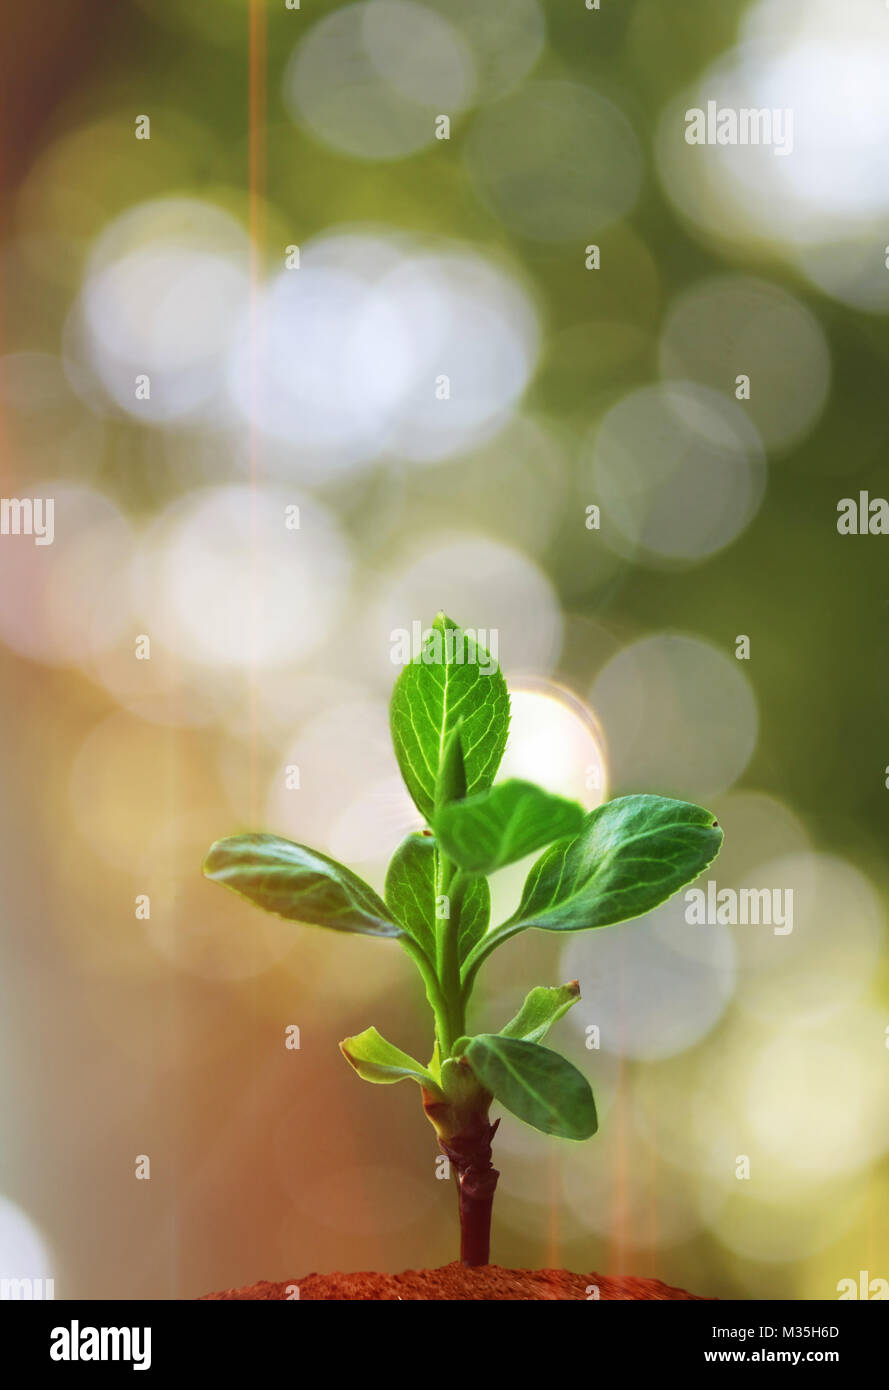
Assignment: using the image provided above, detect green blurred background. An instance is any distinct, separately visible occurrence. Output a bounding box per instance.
[1,0,887,1299]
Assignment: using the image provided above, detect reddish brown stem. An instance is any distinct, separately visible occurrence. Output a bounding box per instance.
[439,1113,500,1267]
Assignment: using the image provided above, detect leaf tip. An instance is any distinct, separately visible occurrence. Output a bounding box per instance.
[202,839,225,879]
[338,1037,360,1070]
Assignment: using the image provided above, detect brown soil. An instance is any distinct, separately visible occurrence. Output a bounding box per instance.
[202,1263,707,1300]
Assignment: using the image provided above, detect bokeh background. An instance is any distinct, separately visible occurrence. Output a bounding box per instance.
[1,0,888,1300]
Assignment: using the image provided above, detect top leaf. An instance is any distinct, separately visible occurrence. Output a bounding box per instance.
[203,834,402,937]
[389,614,510,822]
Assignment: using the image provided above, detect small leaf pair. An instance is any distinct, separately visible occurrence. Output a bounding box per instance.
[341,981,592,1140]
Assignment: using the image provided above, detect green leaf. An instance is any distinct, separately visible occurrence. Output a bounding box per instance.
[435,779,584,876]
[389,613,510,822]
[463,795,723,978]
[457,873,491,965]
[385,832,490,964]
[339,1027,441,1094]
[203,834,401,937]
[434,719,467,814]
[499,981,581,1044]
[464,1035,597,1140]
[506,795,722,932]
[384,832,437,956]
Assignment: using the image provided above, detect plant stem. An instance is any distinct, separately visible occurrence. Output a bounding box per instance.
[424,844,499,1262]
[398,936,451,1057]
[434,851,466,1056]
[441,871,467,1041]
[439,1111,500,1267]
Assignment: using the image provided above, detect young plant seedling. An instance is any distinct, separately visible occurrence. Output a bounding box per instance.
[203,615,723,1266]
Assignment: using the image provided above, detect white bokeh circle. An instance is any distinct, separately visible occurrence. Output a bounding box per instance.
[227,232,539,476]
[0,484,136,668]
[138,485,351,669]
[589,633,758,802]
[371,533,562,680]
[466,81,642,242]
[0,1197,54,1285]
[655,0,889,311]
[658,276,830,452]
[69,198,250,422]
[284,1,476,160]
[562,893,736,1062]
[588,382,767,566]
[731,852,886,1022]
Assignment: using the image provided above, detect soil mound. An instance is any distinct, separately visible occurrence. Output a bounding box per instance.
[203,1264,706,1301]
